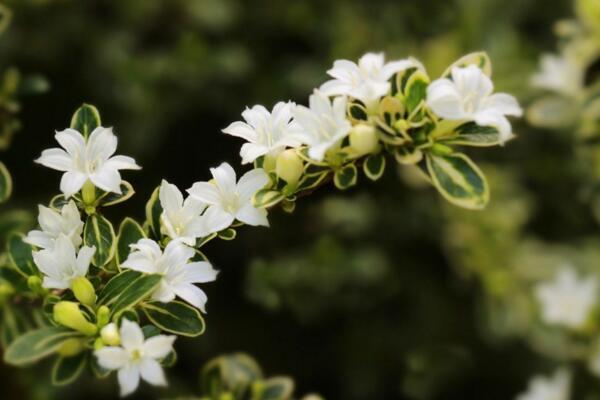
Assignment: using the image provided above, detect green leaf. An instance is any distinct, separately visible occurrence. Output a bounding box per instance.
[257,377,295,400]
[52,352,87,386]
[7,233,37,277]
[116,217,145,267]
[1,305,27,348]
[4,326,79,366]
[303,164,330,177]
[110,274,162,317]
[98,181,135,207]
[334,164,358,190]
[426,152,489,210]
[142,301,205,337]
[145,186,162,239]
[363,154,386,181]
[97,270,142,306]
[296,172,328,192]
[217,228,237,241]
[442,52,492,78]
[439,122,503,147]
[404,71,429,115]
[252,189,285,209]
[84,213,116,267]
[70,104,101,138]
[0,161,12,203]
[202,353,263,399]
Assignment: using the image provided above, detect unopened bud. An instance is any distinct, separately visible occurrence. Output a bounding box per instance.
[100,322,121,346]
[96,305,110,328]
[81,180,96,206]
[349,124,379,156]
[57,338,85,357]
[27,276,44,294]
[71,276,96,307]
[276,149,303,185]
[53,301,98,336]
[431,143,454,156]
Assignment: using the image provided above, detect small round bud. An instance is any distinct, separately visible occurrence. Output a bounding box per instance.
[57,338,85,357]
[71,276,96,307]
[96,305,110,328]
[100,322,121,346]
[27,276,44,294]
[53,301,98,336]
[349,124,379,156]
[276,149,304,185]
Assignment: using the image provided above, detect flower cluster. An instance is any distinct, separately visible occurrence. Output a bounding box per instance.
[0,50,521,397]
[224,52,521,211]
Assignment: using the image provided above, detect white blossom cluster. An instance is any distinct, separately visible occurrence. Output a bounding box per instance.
[23,51,523,397]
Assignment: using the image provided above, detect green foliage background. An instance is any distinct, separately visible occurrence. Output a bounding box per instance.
[0,0,589,399]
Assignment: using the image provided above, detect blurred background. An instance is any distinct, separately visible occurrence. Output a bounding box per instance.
[0,0,595,399]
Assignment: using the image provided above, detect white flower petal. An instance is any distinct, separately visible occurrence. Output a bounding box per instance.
[240,143,270,164]
[160,180,184,213]
[236,168,269,202]
[60,171,87,198]
[87,127,117,162]
[119,319,145,351]
[139,358,167,387]
[235,203,269,227]
[117,365,141,397]
[90,166,122,194]
[211,163,237,195]
[95,347,129,370]
[187,182,221,205]
[143,335,176,359]
[222,121,257,142]
[200,206,235,235]
[35,148,72,171]
[75,246,95,276]
[104,155,141,170]
[182,261,219,283]
[173,282,208,312]
[55,129,86,157]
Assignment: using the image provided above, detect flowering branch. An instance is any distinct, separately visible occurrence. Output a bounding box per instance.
[0,51,521,397]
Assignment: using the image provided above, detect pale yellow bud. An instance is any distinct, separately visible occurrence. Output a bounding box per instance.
[276,149,304,185]
[96,305,110,328]
[100,322,121,346]
[71,276,96,307]
[349,124,379,156]
[53,301,98,336]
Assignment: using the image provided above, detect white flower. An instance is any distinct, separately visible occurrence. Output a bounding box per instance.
[159,180,207,246]
[121,239,218,312]
[222,102,301,164]
[531,53,583,97]
[534,266,598,329]
[187,163,269,234]
[35,127,141,197]
[516,369,570,400]
[24,200,83,249]
[94,319,175,397]
[32,234,95,290]
[291,90,352,161]
[426,65,522,142]
[320,52,416,109]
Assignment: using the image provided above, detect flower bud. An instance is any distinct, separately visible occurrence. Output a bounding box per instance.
[96,305,110,328]
[53,301,98,336]
[71,276,96,307]
[100,322,121,346]
[27,276,44,295]
[431,143,454,156]
[57,338,85,357]
[349,124,379,156]
[81,180,96,206]
[276,149,303,185]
